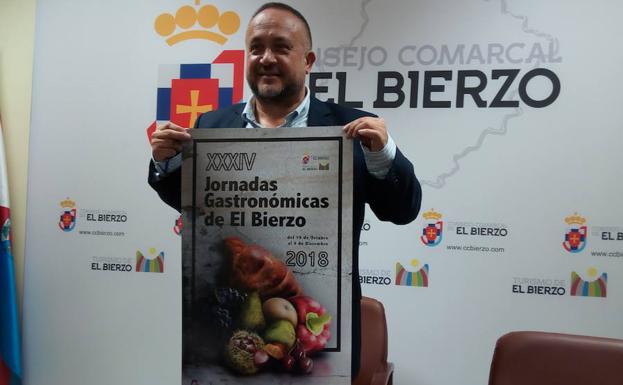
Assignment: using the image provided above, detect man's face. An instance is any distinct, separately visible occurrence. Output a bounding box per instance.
[245,8,315,104]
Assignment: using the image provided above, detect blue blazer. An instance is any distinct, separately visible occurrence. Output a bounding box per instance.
[148,96,422,376]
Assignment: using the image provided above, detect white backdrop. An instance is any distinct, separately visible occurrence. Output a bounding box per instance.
[24,1,623,385]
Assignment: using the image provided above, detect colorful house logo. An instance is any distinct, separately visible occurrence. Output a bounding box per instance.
[136,248,165,273]
[59,198,77,232]
[570,267,607,298]
[395,259,429,287]
[420,209,443,247]
[563,212,587,253]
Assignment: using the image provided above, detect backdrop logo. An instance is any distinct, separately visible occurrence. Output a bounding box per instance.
[570,268,607,298]
[146,50,245,139]
[563,213,587,253]
[301,153,330,171]
[420,209,443,247]
[154,1,240,46]
[59,198,77,232]
[147,3,245,141]
[174,215,183,236]
[395,259,429,287]
[136,248,165,273]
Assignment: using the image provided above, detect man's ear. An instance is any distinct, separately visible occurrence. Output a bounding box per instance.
[305,50,316,73]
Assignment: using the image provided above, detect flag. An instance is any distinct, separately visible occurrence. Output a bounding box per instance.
[0,117,22,385]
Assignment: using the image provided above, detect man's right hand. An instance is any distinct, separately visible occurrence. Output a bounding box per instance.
[150,122,192,162]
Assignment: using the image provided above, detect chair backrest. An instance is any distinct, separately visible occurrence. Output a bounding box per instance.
[488,331,623,385]
[354,297,390,385]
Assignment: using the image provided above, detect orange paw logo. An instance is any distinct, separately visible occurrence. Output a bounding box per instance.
[155,1,241,46]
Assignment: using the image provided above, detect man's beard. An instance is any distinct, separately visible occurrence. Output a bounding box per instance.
[249,78,302,105]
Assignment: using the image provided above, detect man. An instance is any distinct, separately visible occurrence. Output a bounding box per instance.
[148,2,422,378]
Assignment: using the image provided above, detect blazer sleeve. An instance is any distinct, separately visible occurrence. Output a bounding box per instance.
[148,160,182,212]
[147,103,246,212]
[365,147,422,224]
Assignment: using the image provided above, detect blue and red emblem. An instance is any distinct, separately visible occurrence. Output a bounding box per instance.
[59,199,77,232]
[562,213,587,253]
[420,221,443,246]
[146,50,244,141]
[420,210,444,247]
[563,226,587,253]
[59,209,76,232]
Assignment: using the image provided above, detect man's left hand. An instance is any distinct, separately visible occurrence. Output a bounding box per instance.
[343,117,389,152]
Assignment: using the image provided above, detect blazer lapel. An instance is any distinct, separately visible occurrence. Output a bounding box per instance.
[228,104,246,128]
[308,97,337,127]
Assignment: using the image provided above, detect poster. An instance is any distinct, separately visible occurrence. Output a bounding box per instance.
[181,126,353,384]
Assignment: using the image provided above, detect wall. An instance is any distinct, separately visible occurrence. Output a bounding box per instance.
[20,1,623,385]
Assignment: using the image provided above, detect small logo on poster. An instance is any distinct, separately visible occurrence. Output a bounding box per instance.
[59,198,77,232]
[570,267,607,298]
[563,213,587,253]
[420,209,443,247]
[136,248,165,273]
[301,153,330,171]
[395,259,429,287]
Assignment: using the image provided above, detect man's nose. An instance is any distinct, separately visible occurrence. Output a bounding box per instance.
[259,49,276,64]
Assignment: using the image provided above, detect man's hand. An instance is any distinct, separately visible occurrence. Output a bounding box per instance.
[150,122,192,162]
[343,117,389,152]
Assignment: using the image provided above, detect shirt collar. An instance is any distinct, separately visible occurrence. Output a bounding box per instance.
[241,87,310,128]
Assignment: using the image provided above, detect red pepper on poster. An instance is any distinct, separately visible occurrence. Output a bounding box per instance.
[288,296,332,353]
